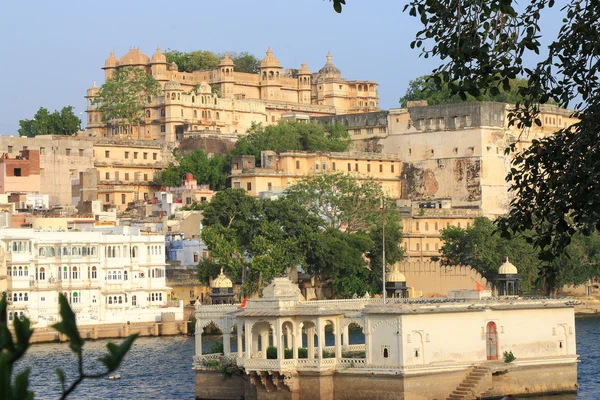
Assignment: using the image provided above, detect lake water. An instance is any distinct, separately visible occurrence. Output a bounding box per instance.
[16,317,600,399]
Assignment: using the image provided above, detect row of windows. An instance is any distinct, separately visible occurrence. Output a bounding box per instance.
[410,243,440,252]
[104,150,158,160]
[9,241,32,254]
[414,221,470,231]
[6,266,28,277]
[351,127,387,136]
[107,270,128,281]
[105,245,162,258]
[149,293,163,302]
[151,268,165,278]
[107,294,129,304]
[103,171,152,182]
[7,312,25,321]
[38,246,98,258]
[8,292,29,302]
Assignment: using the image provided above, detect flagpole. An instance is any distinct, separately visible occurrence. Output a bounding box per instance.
[382,198,386,304]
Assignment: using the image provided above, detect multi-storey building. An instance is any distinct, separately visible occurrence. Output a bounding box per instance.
[85,47,379,141]
[0,227,180,326]
[230,150,403,198]
[0,150,40,195]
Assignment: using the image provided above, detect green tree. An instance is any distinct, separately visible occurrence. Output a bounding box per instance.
[164,50,220,72]
[225,52,261,74]
[18,106,81,137]
[93,67,161,138]
[399,76,529,107]
[230,121,351,163]
[157,148,229,190]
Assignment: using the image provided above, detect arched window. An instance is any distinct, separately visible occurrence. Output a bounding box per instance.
[72,267,78,280]
[457,222,462,228]
[19,312,24,320]
[177,93,180,100]
[269,71,274,79]
[117,247,121,258]
[202,110,206,118]
[214,98,217,105]
[91,266,97,279]
[124,271,128,281]
[193,110,197,118]
[146,110,151,118]
[112,247,116,258]
[262,72,266,80]
[192,96,195,103]
[160,109,165,117]
[118,296,123,304]
[207,111,211,119]
[416,243,420,251]
[171,93,176,100]
[193,252,199,263]
[132,246,138,258]
[39,267,45,280]
[201,96,205,104]
[108,297,113,304]
[39,247,45,257]
[8,312,12,321]
[6,266,11,276]
[216,112,220,120]
[117,271,122,280]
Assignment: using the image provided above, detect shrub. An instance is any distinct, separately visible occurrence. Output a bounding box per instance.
[322,349,335,358]
[266,346,278,359]
[284,348,293,359]
[503,351,516,363]
[209,341,224,354]
[297,347,308,359]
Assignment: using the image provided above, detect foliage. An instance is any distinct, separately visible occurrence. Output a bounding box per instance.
[399,76,529,107]
[230,121,351,164]
[297,348,308,359]
[0,293,136,400]
[93,67,160,135]
[200,356,245,380]
[322,349,335,358]
[208,340,224,355]
[266,346,278,359]
[440,217,600,293]
[164,49,260,74]
[18,106,81,137]
[331,0,600,304]
[284,349,293,359]
[503,351,516,363]
[158,148,229,190]
[189,316,197,335]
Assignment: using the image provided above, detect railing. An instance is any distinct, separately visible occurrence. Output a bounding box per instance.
[344,344,366,352]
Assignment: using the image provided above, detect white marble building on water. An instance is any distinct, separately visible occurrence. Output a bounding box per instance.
[0,227,183,326]
[194,275,578,399]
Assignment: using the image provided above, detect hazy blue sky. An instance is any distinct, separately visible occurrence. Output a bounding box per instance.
[0,0,564,134]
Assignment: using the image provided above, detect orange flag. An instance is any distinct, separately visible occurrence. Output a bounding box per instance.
[476,282,486,292]
[239,296,248,308]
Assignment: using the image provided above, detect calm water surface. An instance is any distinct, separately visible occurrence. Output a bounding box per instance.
[17,317,600,399]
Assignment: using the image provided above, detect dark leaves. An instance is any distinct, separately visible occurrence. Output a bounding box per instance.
[52,293,84,354]
[100,334,139,372]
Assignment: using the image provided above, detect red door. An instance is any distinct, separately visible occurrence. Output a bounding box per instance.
[486,322,498,360]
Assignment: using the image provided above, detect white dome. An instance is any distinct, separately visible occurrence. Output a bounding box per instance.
[163,80,181,91]
[498,258,518,275]
[387,269,406,283]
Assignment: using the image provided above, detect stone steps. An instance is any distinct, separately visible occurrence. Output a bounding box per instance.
[446,365,490,400]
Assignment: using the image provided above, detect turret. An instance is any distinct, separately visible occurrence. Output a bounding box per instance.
[150,46,168,78]
[259,48,282,100]
[297,62,312,104]
[218,53,235,98]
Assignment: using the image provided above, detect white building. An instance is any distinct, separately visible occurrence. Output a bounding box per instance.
[0,227,182,326]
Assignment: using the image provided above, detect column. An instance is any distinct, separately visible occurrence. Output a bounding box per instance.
[317,318,325,360]
[343,324,349,350]
[275,321,283,360]
[308,326,315,359]
[286,327,292,350]
[244,322,252,359]
[293,326,299,359]
[365,319,372,365]
[237,321,243,358]
[195,319,203,355]
[261,328,268,358]
[335,321,342,359]
[223,330,231,355]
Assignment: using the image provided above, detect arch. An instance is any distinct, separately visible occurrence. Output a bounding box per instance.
[39,267,45,280]
[193,110,197,118]
[262,71,267,80]
[269,71,274,79]
[192,96,195,103]
[146,110,151,118]
[171,93,176,100]
[132,246,138,258]
[216,112,219,120]
[486,322,499,360]
[160,108,165,117]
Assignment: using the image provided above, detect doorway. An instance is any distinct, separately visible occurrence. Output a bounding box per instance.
[486,322,498,361]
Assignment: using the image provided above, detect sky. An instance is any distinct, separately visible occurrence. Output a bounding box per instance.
[0,0,565,135]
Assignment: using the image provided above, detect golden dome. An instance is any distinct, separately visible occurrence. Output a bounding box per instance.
[498,258,518,275]
[260,48,281,69]
[104,50,118,68]
[219,52,234,67]
[318,51,341,77]
[387,268,407,283]
[151,46,167,64]
[211,268,233,288]
[119,47,150,66]
[86,81,99,97]
[298,62,311,75]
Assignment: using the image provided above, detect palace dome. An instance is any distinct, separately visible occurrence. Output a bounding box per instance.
[151,46,167,64]
[298,62,311,75]
[163,80,182,91]
[86,81,99,97]
[104,51,118,68]
[260,48,281,69]
[318,52,341,77]
[168,61,179,71]
[211,268,233,289]
[387,269,407,283]
[498,258,518,275]
[219,52,234,67]
[119,47,150,66]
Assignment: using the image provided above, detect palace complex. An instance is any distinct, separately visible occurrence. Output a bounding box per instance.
[85,47,379,141]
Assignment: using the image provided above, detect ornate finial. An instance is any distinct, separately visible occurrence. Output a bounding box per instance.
[110,50,115,57]
[506,257,509,262]
[219,267,224,275]
[93,80,97,88]
[301,62,306,68]
[326,51,333,64]
[156,46,161,53]
[266,47,273,56]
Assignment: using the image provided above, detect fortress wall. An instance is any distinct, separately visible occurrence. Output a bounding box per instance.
[395,261,491,297]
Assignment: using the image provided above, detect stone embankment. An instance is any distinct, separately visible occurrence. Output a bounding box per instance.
[574,297,600,316]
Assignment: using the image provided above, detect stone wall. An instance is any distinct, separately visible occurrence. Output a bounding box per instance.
[311,111,388,129]
[395,261,491,297]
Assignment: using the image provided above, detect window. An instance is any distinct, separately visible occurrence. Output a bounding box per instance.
[416,222,420,231]
[124,271,128,281]
[40,147,45,155]
[379,164,383,173]
[134,152,138,159]
[144,173,148,181]
[425,222,429,231]
[72,267,78,280]
[296,160,300,169]
[160,109,165,117]
[13,168,21,177]
[105,172,110,179]
[193,252,199,263]
[143,152,148,160]
[246,182,252,191]
[435,222,438,230]
[79,148,84,156]
[347,163,351,172]
[125,173,129,180]
[233,182,241,189]
[121,194,126,204]
[125,151,129,159]
[332,162,336,171]
[132,295,137,306]
[8,146,13,153]
[39,267,45,280]
[153,153,157,160]
[105,194,110,202]
[91,266,97,279]
[367,164,371,173]
[391,164,395,173]
[160,125,166,133]
[105,151,110,158]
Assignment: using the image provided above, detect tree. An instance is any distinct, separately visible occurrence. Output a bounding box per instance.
[399,76,529,107]
[93,67,161,138]
[164,50,220,72]
[231,121,351,165]
[223,52,261,74]
[18,106,81,137]
[1,293,136,399]
[158,148,229,190]
[331,0,600,291]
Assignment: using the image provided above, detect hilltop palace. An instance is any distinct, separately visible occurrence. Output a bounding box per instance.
[193,276,578,400]
[85,47,379,141]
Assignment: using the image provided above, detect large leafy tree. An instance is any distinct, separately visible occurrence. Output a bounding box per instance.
[93,67,161,138]
[231,121,351,165]
[18,106,80,137]
[158,148,229,190]
[399,76,529,107]
[331,0,600,288]
[164,49,261,74]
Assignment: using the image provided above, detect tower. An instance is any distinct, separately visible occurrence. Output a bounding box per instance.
[85,81,103,137]
[102,51,118,80]
[150,46,168,80]
[259,48,282,101]
[496,258,519,296]
[218,53,235,99]
[297,63,312,104]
